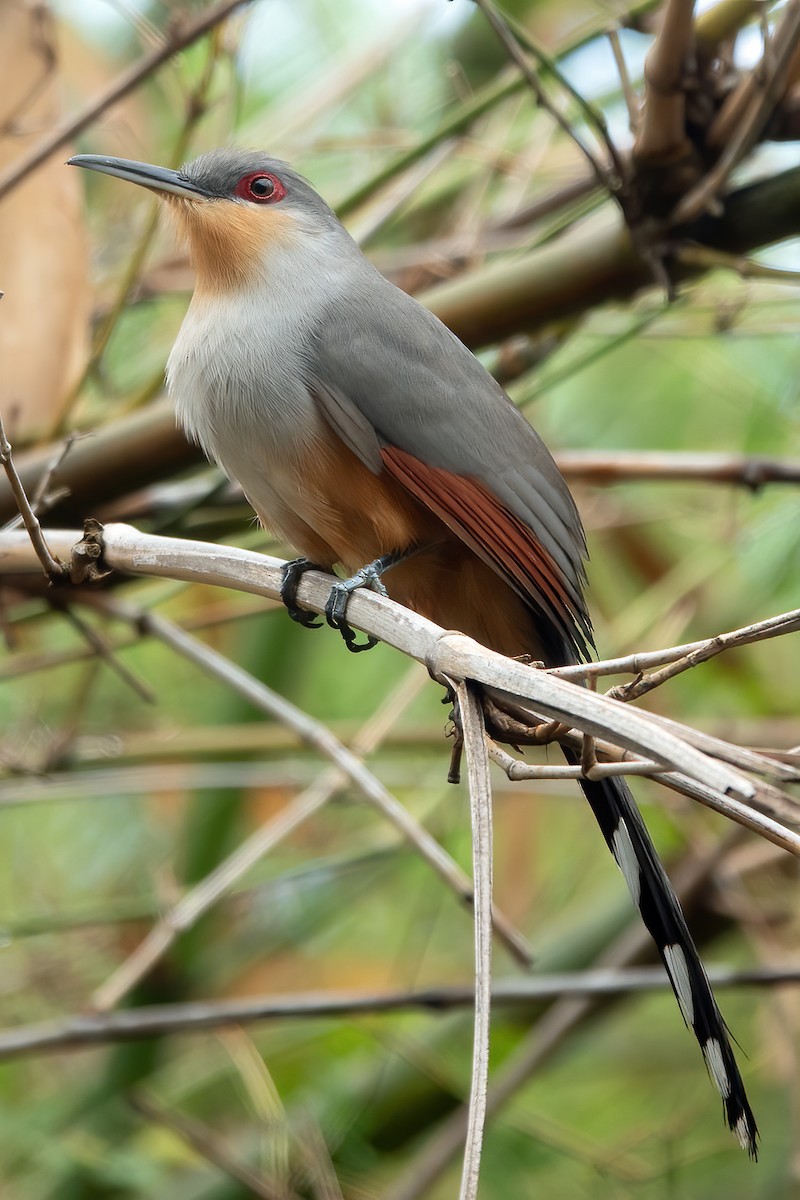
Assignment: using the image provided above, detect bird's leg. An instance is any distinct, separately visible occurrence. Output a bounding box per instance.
[279,558,326,629]
[443,685,464,785]
[326,546,417,653]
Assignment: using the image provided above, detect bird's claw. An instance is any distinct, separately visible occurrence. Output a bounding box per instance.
[280,558,324,628]
[325,564,387,653]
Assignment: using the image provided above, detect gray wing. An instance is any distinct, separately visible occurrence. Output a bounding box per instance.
[307,265,590,638]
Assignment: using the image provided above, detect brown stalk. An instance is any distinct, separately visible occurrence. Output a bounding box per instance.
[634,0,697,163]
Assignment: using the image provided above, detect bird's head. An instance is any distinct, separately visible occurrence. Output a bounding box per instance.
[68,148,345,293]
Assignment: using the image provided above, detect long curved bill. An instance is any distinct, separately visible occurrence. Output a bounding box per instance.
[67,154,209,199]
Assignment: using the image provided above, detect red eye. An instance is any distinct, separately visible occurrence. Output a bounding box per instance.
[234,172,286,204]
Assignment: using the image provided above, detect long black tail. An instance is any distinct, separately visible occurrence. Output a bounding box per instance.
[561,745,758,1157]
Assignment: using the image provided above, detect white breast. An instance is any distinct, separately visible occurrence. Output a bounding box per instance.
[166,238,350,525]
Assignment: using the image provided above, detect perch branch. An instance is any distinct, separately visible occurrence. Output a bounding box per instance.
[0,525,771,806]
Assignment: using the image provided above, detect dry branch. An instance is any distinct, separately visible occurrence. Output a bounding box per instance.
[554,450,800,488]
[0,965,797,1060]
[0,525,758,793]
[3,525,797,864]
[0,412,65,578]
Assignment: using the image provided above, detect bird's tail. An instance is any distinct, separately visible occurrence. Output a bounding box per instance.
[561,745,758,1158]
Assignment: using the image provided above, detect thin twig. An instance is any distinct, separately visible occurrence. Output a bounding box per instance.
[552,607,800,683]
[0,0,252,202]
[3,433,80,528]
[385,836,741,1200]
[676,242,800,284]
[503,11,627,181]
[130,1092,299,1200]
[54,603,156,704]
[608,27,640,134]
[0,412,65,579]
[606,610,800,703]
[470,0,621,197]
[88,605,531,1009]
[454,681,493,1200]
[0,963,796,1059]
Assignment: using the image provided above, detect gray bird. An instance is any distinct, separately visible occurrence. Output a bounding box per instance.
[69,147,758,1157]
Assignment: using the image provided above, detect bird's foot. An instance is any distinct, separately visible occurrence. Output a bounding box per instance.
[325,560,390,653]
[279,558,325,629]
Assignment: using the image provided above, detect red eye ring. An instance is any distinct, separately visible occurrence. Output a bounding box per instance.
[234,172,287,204]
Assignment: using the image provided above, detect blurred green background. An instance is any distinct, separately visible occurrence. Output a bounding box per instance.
[0,0,798,1196]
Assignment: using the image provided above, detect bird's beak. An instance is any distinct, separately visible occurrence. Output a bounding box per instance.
[67,154,210,200]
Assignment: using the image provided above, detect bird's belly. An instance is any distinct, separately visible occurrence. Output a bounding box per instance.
[168,324,439,568]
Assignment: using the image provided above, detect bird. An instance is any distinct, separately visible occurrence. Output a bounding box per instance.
[68,147,758,1156]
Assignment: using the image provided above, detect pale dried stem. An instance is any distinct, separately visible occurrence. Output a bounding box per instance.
[634,0,696,162]
[386,838,737,1200]
[489,737,800,857]
[605,609,800,702]
[0,525,773,807]
[553,607,800,684]
[608,27,640,133]
[454,681,493,1200]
